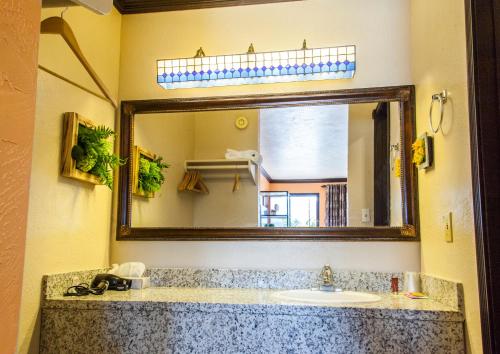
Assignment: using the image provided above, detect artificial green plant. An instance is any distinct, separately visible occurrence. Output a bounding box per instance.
[138,156,170,194]
[71,124,126,189]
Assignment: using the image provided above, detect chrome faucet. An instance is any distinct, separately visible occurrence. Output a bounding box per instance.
[319,264,335,291]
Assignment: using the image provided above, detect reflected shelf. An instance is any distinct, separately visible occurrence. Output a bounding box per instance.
[184,159,257,185]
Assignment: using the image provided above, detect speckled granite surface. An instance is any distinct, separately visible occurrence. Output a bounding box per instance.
[40,268,465,353]
[41,308,464,354]
[421,273,464,312]
[145,268,404,292]
[42,268,464,311]
[44,287,462,321]
[43,267,404,298]
[42,268,109,299]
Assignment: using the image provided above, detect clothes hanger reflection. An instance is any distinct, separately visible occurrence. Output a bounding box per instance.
[232,174,240,192]
[178,170,209,194]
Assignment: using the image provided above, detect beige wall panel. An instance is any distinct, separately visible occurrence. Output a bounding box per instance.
[18,7,122,354]
[132,112,195,227]
[112,0,420,274]
[348,103,375,227]
[411,0,481,352]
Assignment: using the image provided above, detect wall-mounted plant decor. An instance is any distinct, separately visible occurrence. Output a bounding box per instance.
[132,146,170,198]
[61,112,125,188]
[412,133,433,170]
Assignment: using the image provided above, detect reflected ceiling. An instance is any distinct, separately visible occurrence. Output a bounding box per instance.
[260,105,348,180]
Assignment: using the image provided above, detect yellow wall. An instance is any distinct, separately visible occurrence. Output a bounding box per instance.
[17,7,122,354]
[411,1,481,352]
[133,110,259,227]
[193,110,258,159]
[133,112,195,227]
[16,1,482,352]
[193,110,259,227]
[389,101,402,226]
[112,0,420,272]
[349,102,402,227]
[348,103,375,226]
[118,0,411,100]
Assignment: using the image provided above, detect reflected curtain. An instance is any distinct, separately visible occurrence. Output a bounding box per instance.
[323,184,347,227]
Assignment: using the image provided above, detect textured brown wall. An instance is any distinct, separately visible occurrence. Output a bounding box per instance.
[0,1,41,353]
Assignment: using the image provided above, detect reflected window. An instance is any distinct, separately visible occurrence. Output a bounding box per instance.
[289,193,319,227]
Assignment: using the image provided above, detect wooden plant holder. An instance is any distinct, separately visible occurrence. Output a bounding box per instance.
[132,145,157,198]
[61,112,103,185]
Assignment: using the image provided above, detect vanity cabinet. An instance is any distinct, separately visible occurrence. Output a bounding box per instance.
[40,268,465,354]
[41,297,464,354]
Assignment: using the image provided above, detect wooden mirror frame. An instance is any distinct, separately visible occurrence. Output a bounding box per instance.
[117,85,418,241]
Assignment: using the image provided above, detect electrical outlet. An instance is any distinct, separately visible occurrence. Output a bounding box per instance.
[443,212,453,243]
[361,208,371,223]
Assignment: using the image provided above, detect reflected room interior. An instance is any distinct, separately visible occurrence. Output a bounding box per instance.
[132,102,402,229]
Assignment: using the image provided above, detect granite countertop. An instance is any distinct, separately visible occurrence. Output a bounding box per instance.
[44,287,463,322]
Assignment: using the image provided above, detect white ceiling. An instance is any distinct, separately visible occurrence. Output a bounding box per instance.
[259,105,348,180]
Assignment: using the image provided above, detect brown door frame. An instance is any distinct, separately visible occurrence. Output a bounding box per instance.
[465,0,500,352]
[372,102,390,226]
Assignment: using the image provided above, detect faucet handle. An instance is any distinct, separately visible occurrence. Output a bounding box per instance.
[319,265,335,291]
[320,265,333,282]
[321,264,332,273]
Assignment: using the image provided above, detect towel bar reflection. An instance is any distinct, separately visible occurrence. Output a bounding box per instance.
[429,89,448,133]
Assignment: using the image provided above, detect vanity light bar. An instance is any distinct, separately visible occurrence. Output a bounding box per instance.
[157,45,356,89]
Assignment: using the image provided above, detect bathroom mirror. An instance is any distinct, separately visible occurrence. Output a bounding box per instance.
[118,86,418,240]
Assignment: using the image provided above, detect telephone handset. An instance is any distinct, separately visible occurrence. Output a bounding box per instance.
[64,274,132,296]
[91,274,132,291]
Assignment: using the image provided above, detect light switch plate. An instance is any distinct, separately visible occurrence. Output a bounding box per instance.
[444,212,453,242]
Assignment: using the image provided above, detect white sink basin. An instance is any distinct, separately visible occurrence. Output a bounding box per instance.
[272,289,381,304]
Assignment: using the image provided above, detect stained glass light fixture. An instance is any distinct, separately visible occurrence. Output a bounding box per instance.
[157,41,356,89]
